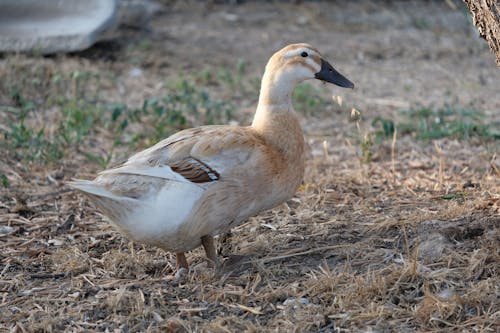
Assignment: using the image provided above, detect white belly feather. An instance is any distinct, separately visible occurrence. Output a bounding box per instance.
[121,181,205,244]
[69,165,206,250]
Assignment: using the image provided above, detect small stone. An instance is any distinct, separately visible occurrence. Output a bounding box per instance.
[223,13,239,22]
[283,297,309,307]
[68,291,80,298]
[128,67,143,78]
[0,226,14,235]
[151,311,164,323]
[296,16,308,25]
[437,288,454,300]
[48,238,64,246]
[417,232,449,263]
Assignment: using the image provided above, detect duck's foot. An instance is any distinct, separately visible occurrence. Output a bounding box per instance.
[174,267,188,281]
[201,235,221,271]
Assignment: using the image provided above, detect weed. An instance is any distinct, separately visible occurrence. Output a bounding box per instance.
[199,69,214,85]
[196,59,259,99]
[248,76,262,94]
[1,92,63,163]
[58,99,101,145]
[11,90,36,113]
[1,174,8,188]
[82,150,115,169]
[136,79,232,144]
[1,90,104,164]
[1,75,234,166]
[216,59,247,88]
[350,108,374,164]
[441,192,467,200]
[293,83,325,115]
[398,104,499,140]
[218,67,235,87]
[352,103,498,165]
[360,132,374,163]
[372,117,395,141]
[411,16,430,30]
[349,103,498,166]
[5,119,64,163]
[136,39,153,52]
[370,104,499,143]
[138,96,188,144]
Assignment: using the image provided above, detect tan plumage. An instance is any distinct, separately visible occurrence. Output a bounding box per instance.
[69,43,354,273]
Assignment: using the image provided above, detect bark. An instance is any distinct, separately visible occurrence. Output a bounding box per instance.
[463,0,500,66]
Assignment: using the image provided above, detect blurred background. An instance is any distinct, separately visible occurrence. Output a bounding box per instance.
[1,0,498,161]
[0,0,498,168]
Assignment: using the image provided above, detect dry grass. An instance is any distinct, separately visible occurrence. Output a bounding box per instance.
[1,136,498,332]
[1,1,499,332]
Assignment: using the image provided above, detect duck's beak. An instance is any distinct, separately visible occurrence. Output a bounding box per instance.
[315,58,354,89]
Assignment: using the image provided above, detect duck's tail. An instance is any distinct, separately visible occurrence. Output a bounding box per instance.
[68,179,122,201]
[67,179,137,222]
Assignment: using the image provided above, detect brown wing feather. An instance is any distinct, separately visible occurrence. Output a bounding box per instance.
[169,157,220,183]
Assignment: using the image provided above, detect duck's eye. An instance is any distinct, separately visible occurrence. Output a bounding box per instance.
[301,51,308,57]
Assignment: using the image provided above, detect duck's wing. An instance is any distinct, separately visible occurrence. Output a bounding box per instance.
[74,125,265,199]
[168,157,220,183]
[124,125,227,166]
[95,156,220,188]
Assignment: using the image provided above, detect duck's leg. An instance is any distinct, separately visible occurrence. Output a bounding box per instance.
[175,252,188,280]
[176,252,188,270]
[201,235,220,270]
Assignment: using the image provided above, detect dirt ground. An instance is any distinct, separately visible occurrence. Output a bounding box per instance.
[1,1,499,332]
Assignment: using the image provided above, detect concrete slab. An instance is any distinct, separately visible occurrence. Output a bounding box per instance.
[0,0,117,54]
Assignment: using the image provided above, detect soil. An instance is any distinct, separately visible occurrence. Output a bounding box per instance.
[0,1,499,332]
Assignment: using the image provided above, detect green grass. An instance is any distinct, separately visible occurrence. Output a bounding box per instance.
[197,58,259,99]
[3,60,495,170]
[369,104,499,142]
[293,83,326,116]
[1,173,9,188]
[1,91,63,163]
[1,95,104,164]
[397,104,499,140]
[129,78,233,146]
[354,103,498,164]
[57,99,102,145]
[1,78,233,166]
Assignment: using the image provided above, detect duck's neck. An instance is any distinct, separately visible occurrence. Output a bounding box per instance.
[251,68,305,156]
[254,67,297,113]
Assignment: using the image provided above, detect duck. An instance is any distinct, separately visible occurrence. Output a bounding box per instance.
[69,43,354,275]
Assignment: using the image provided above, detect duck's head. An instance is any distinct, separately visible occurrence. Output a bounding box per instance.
[266,43,354,89]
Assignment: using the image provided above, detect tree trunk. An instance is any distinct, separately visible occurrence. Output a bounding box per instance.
[463,0,500,66]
